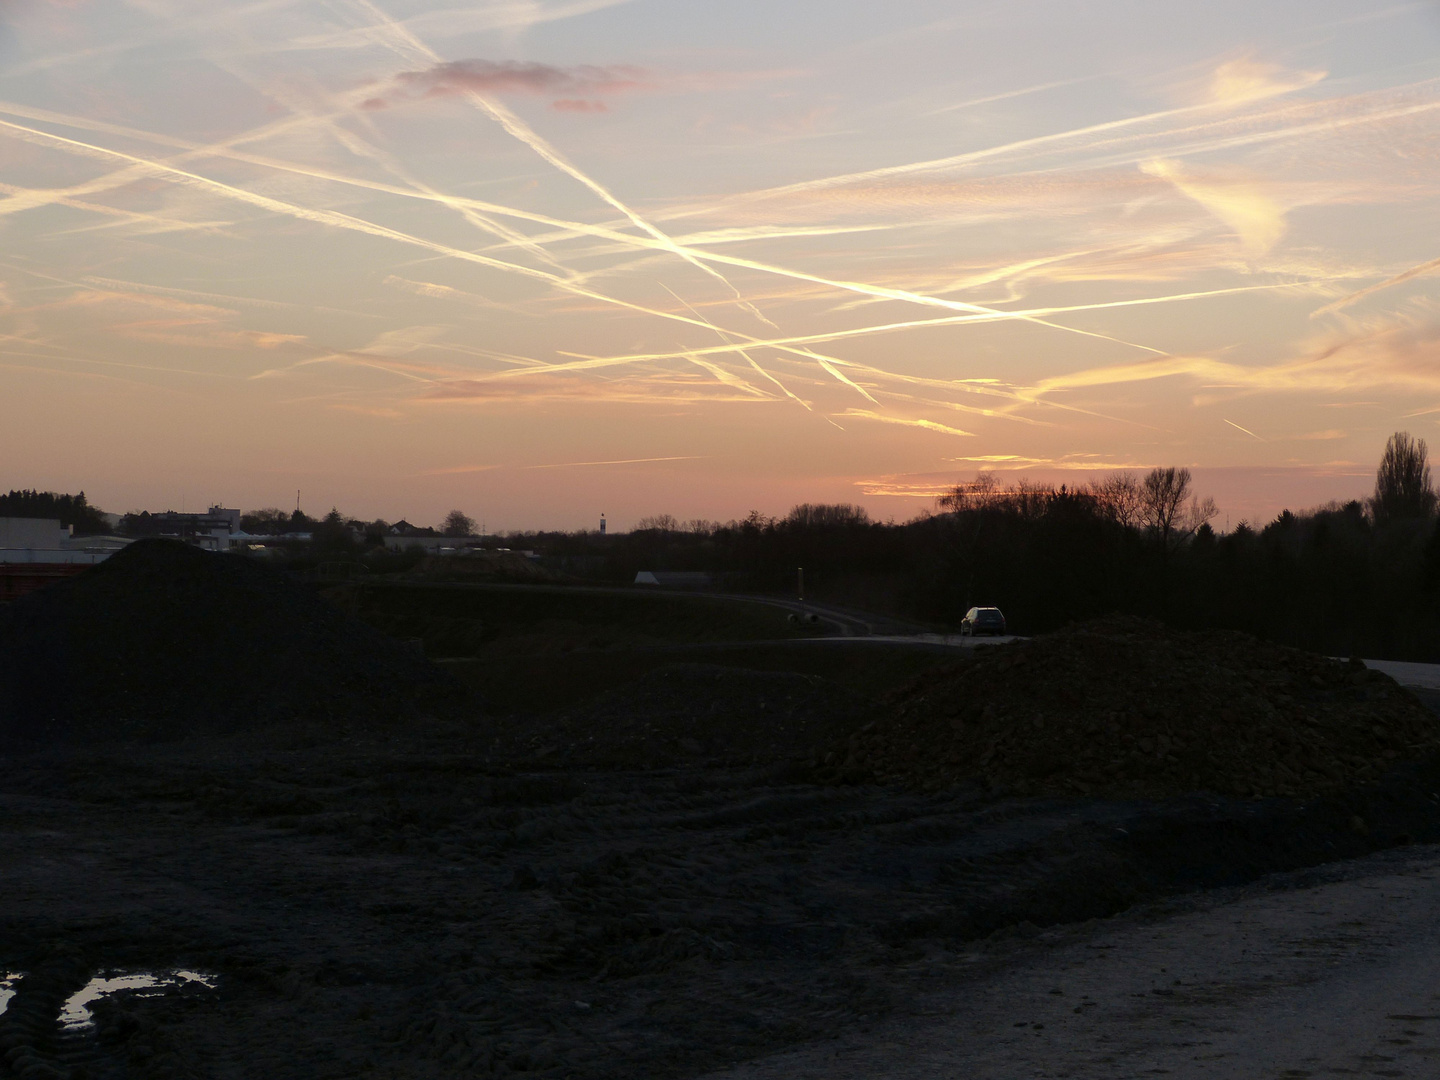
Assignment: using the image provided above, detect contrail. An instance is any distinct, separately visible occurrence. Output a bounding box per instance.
[1223,418,1265,441]
[551,280,1326,367]
[715,72,1325,202]
[0,112,1190,405]
[925,77,1095,116]
[212,57,569,273]
[1312,253,1440,315]
[0,100,1167,356]
[525,455,703,469]
[0,116,988,402]
[659,283,811,409]
[0,93,381,224]
[838,409,975,437]
[349,0,777,328]
[0,180,229,236]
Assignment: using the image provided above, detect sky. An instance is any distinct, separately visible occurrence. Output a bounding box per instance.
[2,0,1439,531]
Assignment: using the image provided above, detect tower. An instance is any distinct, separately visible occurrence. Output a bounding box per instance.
[599,513,607,535]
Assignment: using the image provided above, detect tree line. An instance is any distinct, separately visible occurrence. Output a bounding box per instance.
[499,433,1440,660]
[0,490,109,534]
[10,433,1440,659]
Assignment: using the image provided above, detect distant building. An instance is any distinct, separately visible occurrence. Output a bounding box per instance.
[122,505,241,550]
[384,534,486,554]
[0,517,132,600]
[634,571,713,588]
[388,519,439,538]
[600,514,606,535]
[0,517,69,549]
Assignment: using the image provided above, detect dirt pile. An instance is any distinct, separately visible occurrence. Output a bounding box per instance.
[836,616,1440,798]
[0,539,470,748]
[489,662,874,767]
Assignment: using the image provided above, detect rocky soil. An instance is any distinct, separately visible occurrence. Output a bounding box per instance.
[839,616,1440,799]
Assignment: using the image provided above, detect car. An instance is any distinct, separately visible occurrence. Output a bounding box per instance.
[960,606,1006,636]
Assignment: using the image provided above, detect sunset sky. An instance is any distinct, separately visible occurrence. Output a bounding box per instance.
[2,0,1439,530]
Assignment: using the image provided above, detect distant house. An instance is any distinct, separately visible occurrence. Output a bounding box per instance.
[388,520,439,538]
[634,571,713,588]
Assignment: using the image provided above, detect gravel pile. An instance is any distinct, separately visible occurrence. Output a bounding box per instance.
[489,663,874,767]
[0,539,470,748]
[836,617,1440,798]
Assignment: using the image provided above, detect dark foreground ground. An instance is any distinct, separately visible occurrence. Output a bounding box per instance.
[6,559,1440,1079]
[3,722,1440,1080]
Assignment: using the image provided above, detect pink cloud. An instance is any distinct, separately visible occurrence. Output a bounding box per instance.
[382,59,648,113]
[552,99,607,113]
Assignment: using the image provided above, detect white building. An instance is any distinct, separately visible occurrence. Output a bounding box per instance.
[0,517,130,567]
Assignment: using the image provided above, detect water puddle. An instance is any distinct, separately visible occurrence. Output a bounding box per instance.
[59,970,216,1031]
[0,973,22,1016]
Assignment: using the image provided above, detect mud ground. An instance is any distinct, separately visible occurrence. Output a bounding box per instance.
[3,729,1440,1080]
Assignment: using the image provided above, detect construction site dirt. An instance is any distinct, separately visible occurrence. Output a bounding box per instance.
[3,737,1440,1079]
[5,543,1440,1078]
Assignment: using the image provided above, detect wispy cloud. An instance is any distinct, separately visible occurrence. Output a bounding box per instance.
[1141,158,1287,255]
[1199,56,1326,107]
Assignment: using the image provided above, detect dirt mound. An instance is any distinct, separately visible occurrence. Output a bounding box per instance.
[0,539,470,748]
[836,617,1440,798]
[489,663,874,767]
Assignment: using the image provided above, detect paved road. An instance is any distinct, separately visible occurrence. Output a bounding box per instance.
[705,844,1440,1079]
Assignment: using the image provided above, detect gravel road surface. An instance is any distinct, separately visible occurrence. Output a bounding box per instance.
[708,843,1440,1079]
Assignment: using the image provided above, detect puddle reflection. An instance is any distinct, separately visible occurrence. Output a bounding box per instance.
[60,970,215,1031]
[0,974,22,1017]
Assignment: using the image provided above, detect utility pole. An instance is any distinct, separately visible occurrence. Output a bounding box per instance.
[797,566,804,602]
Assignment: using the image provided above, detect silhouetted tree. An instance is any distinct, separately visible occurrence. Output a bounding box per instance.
[1088,472,1144,528]
[442,509,476,537]
[1372,432,1435,525]
[0,490,109,534]
[240,508,289,534]
[1140,467,1192,547]
[784,503,871,529]
[313,508,355,553]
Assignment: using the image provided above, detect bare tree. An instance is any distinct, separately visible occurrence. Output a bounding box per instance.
[1140,467,1192,548]
[1138,467,1218,548]
[441,509,476,537]
[1371,431,1436,525]
[937,471,998,513]
[1088,472,1143,528]
[785,503,871,529]
[635,514,679,532]
[1181,494,1220,540]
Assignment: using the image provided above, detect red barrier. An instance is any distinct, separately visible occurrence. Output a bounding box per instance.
[0,563,89,602]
